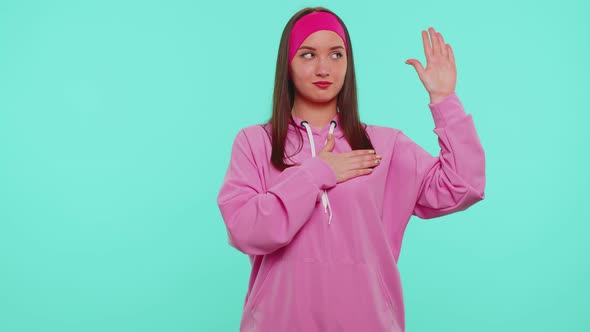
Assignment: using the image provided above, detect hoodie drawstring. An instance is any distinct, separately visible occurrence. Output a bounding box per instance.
[300,120,337,225]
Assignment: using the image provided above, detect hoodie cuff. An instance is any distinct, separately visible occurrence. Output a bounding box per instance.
[300,156,337,190]
[428,92,466,129]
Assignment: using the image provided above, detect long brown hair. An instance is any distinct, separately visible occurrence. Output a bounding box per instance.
[261,7,374,171]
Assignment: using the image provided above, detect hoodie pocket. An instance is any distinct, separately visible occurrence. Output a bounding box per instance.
[247,260,399,331]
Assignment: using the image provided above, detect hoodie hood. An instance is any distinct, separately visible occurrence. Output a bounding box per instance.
[288,110,345,140]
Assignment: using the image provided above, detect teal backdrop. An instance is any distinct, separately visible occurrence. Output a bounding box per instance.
[1,0,588,331]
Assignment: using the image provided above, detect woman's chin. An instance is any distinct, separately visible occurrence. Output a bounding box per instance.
[307,93,338,104]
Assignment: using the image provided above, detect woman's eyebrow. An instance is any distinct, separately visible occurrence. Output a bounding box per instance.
[298,45,344,51]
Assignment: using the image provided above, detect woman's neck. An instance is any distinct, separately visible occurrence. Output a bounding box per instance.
[291,96,338,131]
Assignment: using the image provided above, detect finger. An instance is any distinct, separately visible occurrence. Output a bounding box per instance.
[347,159,381,171]
[422,30,432,60]
[350,153,382,164]
[447,43,455,63]
[405,59,425,78]
[321,133,335,152]
[438,32,447,57]
[343,149,376,157]
[429,27,440,56]
[323,132,333,145]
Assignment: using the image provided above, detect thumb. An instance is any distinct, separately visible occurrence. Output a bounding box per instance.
[405,59,425,77]
[321,133,335,153]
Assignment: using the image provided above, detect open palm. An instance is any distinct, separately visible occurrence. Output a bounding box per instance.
[406,27,457,102]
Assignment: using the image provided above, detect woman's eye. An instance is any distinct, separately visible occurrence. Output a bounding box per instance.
[301,52,343,59]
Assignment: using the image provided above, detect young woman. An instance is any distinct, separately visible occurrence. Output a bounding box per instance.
[217,6,485,332]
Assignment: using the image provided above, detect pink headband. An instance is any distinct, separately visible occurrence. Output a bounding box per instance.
[288,11,348,65]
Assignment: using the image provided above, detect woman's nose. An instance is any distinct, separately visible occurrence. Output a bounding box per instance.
[316,57,330,76]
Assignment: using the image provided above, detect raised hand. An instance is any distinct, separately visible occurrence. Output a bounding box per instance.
[405,27,457,103]
[318,133,382,183]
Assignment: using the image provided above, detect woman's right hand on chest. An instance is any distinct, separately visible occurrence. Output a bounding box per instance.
[317,133,383,183]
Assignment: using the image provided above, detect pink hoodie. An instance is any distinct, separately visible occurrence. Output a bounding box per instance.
[217,92,485,331]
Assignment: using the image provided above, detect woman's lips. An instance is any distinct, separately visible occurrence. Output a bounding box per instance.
[313,82,332,89]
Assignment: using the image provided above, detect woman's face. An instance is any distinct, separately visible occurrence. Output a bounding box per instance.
[289,30,347,104]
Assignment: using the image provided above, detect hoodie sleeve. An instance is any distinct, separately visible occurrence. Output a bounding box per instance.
[217,127,337,255]
[395,92,486,219]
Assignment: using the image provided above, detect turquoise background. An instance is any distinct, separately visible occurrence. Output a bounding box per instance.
[1,0,588,331]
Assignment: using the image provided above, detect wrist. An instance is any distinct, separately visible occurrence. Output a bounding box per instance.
[429,92,454,104]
